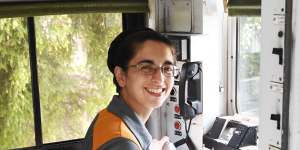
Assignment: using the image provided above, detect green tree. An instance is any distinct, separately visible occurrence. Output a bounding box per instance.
[0,18,35,149]
[0,13,121,148]
[36,13,121,143]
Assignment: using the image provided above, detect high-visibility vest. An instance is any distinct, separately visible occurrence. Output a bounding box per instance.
[91,109,142,150]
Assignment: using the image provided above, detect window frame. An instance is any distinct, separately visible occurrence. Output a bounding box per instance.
[226,16,238,115]
[227,16,262,116]
[1,3,147,149]
[0,0,148,18]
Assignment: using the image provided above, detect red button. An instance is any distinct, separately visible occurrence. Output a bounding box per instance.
[174,105,180,113]
[174,121,181,130]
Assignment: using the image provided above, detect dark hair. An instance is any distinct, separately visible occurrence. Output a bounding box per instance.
[107,28,175,93]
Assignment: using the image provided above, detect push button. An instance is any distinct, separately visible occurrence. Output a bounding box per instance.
[174,121,181,130]
[174,105,180,113]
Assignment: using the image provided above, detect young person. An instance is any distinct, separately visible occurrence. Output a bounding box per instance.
[85,28,178,150]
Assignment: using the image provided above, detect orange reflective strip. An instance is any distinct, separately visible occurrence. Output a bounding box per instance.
[92,109,142,150]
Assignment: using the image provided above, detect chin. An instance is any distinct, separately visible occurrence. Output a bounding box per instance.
[147,95,168,108]
[150,100,165,108]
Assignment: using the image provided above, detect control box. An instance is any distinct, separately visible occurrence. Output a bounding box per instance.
[260,0,285,149]
[155,0,203,33]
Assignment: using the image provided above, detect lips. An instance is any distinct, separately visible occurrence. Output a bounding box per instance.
[147,88,162,93]
[145,88,166,96]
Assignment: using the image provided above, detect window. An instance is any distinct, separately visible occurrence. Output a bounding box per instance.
[0,13,122,149]
[236,17,261,116]
[0,18,35,149]
[35,13,122,143]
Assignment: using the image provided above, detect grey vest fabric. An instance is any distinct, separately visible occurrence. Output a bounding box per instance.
[84,95,152,150]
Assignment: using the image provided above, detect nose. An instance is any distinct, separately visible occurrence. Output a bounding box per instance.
[151,67,164,82]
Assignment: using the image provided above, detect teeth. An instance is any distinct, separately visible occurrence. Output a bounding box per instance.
[147,88,163,94]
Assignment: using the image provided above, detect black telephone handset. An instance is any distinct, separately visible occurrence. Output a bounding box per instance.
[178,62,202,120]
[174,61,202,150]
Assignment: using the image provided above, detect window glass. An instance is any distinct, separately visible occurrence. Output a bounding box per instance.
[237,17,261,116]
[0,18,35,149]
[35,13,122,143]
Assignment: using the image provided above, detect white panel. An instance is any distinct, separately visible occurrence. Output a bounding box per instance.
[260,0,285,149]
[190,4,225,133]
[188,114,203,150]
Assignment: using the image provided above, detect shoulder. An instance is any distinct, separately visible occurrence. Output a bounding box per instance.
[91,109,141,149]
[98,137,140,150]
[93,109,131,137]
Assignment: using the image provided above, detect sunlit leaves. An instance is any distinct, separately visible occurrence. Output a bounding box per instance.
[0,18,34,149]
[0,13,121,148]
[35,13,121,143]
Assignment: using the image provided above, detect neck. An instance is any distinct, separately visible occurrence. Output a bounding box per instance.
[120,94,152,123]
[135,108,152,124]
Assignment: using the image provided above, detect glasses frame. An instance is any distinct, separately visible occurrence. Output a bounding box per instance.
[126,62,180,77]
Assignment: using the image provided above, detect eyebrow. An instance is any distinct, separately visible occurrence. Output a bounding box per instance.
[137,59,174,65]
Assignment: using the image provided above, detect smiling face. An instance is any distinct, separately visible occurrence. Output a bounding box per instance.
[115,40,175,117]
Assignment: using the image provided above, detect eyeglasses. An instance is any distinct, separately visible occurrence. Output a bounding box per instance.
[126,62,180,77]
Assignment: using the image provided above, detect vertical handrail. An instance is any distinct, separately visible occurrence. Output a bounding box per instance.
[282,0,293,149]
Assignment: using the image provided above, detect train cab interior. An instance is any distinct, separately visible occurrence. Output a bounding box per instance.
[0,0,299,150]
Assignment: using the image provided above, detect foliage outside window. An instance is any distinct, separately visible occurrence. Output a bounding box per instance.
[35,13,122,143]
[0,18,35,149]
[237,17,261,116]
[0,13,121,149]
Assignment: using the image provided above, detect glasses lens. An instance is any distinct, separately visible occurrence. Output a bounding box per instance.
[138,63,156,75]
[136,63,178,77]
[162,65,175,77]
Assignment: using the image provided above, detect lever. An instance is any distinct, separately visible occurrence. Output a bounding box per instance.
[270,114,281,129]
[272,48,283,65]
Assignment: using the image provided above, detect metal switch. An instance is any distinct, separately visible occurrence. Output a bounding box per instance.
[272,48,283,65]
[270,114,281,129]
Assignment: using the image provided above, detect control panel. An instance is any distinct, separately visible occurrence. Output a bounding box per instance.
[260,0,285,149]
[154,0,203,33]
[164,61,203,150]
[147,35,203,150]
[165,84,188,150]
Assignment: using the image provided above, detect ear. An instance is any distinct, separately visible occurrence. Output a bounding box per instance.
[114,66,127,88]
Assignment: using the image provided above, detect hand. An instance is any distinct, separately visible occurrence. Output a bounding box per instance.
[148,136,169,150]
